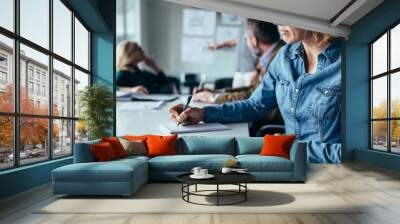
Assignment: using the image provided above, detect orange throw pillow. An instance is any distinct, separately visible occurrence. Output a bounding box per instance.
[101,137,127,158]
[260,135,296,159]
[91,142,117,162]
[146,135,178,157]
[124,135,149,141]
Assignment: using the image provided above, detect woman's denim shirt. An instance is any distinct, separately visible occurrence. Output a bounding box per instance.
[204,40,342,163]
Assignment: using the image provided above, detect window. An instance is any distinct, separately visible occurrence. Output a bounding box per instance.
[0,0,91,170]
[0,0,14,32]
[370,22,400,154]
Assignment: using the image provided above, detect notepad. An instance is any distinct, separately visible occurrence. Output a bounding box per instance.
[159,122,230,134]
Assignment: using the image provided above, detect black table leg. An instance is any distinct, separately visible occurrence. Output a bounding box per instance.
[216,184,219,206]
[195,184,198,192]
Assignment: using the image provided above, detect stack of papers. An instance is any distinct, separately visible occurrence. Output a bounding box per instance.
[159,122,230,134]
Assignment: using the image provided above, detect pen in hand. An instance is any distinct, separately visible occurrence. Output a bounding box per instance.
[177,95,192,127]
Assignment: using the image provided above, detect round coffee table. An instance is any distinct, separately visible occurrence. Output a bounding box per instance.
[177,173,255,206]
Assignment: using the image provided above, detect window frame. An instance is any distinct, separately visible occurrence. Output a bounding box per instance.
[0,0,92,171]
[369,19,400,154]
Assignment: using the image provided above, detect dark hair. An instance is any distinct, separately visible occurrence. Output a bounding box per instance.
[246,19,280,44]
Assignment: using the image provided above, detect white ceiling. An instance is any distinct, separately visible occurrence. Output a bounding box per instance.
[164,0,384,37]
[225,0,353,23]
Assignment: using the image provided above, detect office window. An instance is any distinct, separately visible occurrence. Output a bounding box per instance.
[0,0,14,31]
[370,21,400,153]
[0,116,13,170]
[0,35,13,113]
[53,0,72,60]
[74,18,89,70]
[0,0,91,170]
[20,0,49,49]
[74,69,89,118]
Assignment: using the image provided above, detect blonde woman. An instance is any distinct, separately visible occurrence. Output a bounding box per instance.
[170,26,342,163]
[116,41,167,94]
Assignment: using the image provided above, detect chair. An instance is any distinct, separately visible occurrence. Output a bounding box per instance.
[214,78,233,90]
[183,73,201,94]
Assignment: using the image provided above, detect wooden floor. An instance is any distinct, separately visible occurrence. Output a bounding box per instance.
[1,162,400,224]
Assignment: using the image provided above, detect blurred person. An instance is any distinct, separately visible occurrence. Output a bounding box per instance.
[193,19,284,104]
[116,41,168,94]
[170,26,342,163]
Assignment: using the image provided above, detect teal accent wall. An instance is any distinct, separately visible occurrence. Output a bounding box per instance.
[0,158,72,199]
[0,0,116,200]
[345,0,400,170]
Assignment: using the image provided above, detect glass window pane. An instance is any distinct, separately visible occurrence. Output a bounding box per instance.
[53,0,72,60]
[74,69,89,118]
[53,119,72,158]
[53,59,72,117]
[372,77,387,119]
[20,117,49,165]
[0,35,14,113]
[0,116,14,170]
[75,18,89,70]
[391,72,400,118]
[391,24,400,70]
[20,44,49,115]
[391,120,400,153]
[0,0,14,31]
[20,0,49,49]
[372,33,387,76]
[75,120,88,143]
[372,121,388,151]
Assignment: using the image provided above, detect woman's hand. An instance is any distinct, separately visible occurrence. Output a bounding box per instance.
[143,56,161,73]
[169,104,204,125]
[131,85,149,95]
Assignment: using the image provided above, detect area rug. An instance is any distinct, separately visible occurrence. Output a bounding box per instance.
[37,183,362,214]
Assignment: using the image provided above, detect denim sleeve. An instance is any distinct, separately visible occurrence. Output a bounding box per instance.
[203,70,278,123]
[305,142,342,163]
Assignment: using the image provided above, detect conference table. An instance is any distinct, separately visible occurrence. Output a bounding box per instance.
[116,96,249,137]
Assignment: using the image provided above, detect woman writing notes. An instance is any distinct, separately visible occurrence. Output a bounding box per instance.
[116,41,169,94]
[170,26,342,163]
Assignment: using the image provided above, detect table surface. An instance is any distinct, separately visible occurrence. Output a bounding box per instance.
[116,97,249,137]
[177,173,255,185]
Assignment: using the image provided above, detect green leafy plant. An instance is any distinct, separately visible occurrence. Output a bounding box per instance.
[79,84,114,140]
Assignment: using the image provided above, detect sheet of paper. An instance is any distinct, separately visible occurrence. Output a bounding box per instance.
[221,13,243,25]
[216,27,240,44]
[159,122,230,134]
[181,37,214,64]
[183,8,216,36]
[118,101,165,111]
[116,91,179,102]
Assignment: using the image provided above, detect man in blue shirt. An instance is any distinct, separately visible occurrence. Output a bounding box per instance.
[170,26,342,163]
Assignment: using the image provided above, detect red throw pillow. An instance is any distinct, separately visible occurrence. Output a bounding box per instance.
[101,137,127,158]
[260,135,296,159]
[146,135,177,157]
[91,142,117,161]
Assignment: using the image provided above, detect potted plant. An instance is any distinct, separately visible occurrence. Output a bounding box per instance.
[79,84,114,140]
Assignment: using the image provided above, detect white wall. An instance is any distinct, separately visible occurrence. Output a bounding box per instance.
[140,0,239,82]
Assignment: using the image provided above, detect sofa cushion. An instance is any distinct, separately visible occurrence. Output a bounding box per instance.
[236,155,293,172]
[260,135,296,159]
[236,137,263,155]
[91,142,118,161]
[147,135,178,157]
[74,140,100,163]
[177,136,236,155]
[53,158,147,183]
[149,154,235,172]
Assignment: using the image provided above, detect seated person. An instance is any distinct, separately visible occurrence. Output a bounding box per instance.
[193,19,284,104]
[170,26,342,164]
[116,41,169,94]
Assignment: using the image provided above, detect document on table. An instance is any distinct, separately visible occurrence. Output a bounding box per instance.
[116,91,179,102]
[159,122,230,134]
[118,101,165,110]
